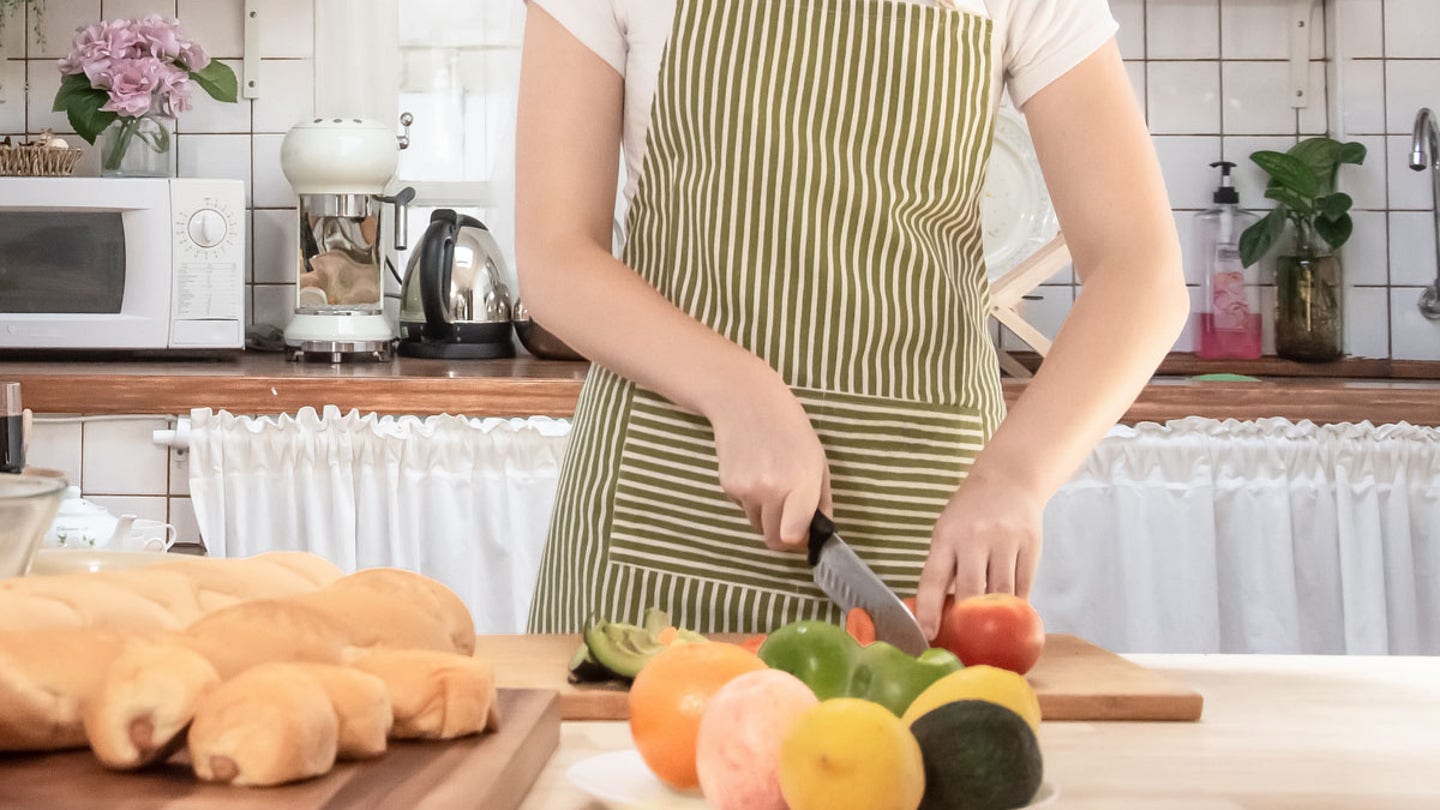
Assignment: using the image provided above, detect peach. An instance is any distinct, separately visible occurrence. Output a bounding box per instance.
[695,669,819,810]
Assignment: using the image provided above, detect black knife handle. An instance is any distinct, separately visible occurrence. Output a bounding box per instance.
[807,511,835,567]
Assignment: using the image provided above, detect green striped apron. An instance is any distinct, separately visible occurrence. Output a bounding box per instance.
[528,0,1004,633]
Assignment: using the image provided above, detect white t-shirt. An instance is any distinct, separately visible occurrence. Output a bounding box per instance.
[534,0,1118,207]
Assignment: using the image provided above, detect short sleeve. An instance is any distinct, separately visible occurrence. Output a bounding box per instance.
[530,0,628,75]
[1000,0,1118,108]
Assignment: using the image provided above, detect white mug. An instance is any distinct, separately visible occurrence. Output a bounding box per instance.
[119,520,177,553]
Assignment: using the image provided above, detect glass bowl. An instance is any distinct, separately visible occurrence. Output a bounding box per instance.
[0,473,68,579]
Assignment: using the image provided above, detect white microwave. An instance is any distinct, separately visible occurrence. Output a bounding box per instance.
[0,177,246,351]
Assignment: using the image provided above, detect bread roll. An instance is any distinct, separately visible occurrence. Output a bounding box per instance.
[0,577,179,634]
[264,663,392,759]
[84,642,220,769]
[150,556,327,613]
[293,568,474,654]
[177,599,348,680]
[0,630,129,751]
[351,650,499,740]
[87,568,206,626]
[189,665,338,787]
[0,591,83,632]
[248,551,345,588]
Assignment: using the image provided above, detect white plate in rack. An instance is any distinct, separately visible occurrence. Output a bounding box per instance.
[981,105,1060,280]
[567,748,1059,808]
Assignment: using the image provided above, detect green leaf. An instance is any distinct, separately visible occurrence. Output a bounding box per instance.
[51,73,92,113]
[1318,193,1353,222]
[1251,150,1320,199]
[191,61,239,104]
[1288,138,1342,192]
[1240,207,1286,268]
[1265,186,1315,214]
[1314,214,1354,250]
[64,90,118,145]
[1339,142,1368,165]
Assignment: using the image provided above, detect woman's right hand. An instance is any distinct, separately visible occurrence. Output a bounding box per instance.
[706,374,832,552]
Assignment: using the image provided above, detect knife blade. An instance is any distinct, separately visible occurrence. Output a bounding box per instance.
[806,511,930,656]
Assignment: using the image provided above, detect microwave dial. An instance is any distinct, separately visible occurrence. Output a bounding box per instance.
[186,208,230,248]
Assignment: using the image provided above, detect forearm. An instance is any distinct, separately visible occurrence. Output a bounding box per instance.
[971,249,1188,499]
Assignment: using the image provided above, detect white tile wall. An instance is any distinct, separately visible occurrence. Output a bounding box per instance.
[1388,211,1438,286]
[1148,62,1220,134]
[6,0,318,335]
[1148,0,1220,60]
[1345,286,1390,358]
[26,419,82,488]
[1381,0,1440,59]
[81,418,170,495]
[1390,287,1440,359]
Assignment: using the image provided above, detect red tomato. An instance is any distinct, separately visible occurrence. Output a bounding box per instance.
[845,607,877,646]
[737,634,767,654]
[930,594,1045,675]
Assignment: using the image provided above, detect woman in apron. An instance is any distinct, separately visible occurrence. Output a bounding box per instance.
[516,0,1189,637]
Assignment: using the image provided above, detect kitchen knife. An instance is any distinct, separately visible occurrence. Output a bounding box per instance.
[806,511,930,656]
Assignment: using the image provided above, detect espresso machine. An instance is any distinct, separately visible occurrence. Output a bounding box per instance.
[279,116,414,362]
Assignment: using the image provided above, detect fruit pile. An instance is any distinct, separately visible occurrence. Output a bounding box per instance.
[623,594,1048,810]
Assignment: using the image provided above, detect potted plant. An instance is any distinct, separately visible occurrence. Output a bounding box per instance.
[1239,137,1367,362]
[51,15,237,177]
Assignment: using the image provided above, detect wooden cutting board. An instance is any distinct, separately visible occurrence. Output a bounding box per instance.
[473,634,1203,723]
[0,689,560,810]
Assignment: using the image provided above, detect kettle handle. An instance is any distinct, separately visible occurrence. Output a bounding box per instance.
[417,210,458,339]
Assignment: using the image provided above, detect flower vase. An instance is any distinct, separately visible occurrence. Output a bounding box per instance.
[1275,225,1344,362]
[100,113,174,178]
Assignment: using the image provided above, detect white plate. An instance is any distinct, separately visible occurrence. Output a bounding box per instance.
[981,106,1059,280]
[567,749,1058,809]
[567,750,708,809]
[27,548,172,576]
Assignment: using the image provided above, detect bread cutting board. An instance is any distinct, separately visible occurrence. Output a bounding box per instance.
[0,689,559,810]
[473,634,1203,723]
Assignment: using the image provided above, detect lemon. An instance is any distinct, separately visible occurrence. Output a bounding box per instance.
[901,665,1041,733]
[779,698,925,810]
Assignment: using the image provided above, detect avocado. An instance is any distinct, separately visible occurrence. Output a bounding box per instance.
[641,607,671,637]
[910,700,1043,810]
[585,620,666,679]
[567,642,615,684]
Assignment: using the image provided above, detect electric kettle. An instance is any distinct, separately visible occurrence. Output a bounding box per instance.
[398,209,517,359]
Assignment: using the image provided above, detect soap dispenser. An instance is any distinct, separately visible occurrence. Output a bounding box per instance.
[1194,161,1263,359]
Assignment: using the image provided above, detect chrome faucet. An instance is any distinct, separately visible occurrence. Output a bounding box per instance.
[1410,108,1440,320]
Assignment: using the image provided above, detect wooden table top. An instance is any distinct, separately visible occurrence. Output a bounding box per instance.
[519,654,1440,809]
[3,353,1440,424]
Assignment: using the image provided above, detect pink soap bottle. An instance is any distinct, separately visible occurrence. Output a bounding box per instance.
[1195,161,1263,359]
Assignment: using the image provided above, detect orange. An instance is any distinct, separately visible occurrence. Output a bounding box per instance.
[629,642,766,791]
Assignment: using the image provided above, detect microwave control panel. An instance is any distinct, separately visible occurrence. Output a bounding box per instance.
[169,179,245,347]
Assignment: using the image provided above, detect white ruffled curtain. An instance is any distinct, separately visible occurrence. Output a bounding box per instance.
[1033,418,1440,655]
[187,407,569,633]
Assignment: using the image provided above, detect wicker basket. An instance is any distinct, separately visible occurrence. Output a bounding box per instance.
[0,143,86,177]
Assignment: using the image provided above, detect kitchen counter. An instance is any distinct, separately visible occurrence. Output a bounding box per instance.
[3,353,1440,424]
[521,654,1440,809]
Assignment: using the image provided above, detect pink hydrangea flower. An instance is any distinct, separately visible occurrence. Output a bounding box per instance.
[134,15,183,61]
[178,40,210,73]
[57,19,142,80]
[156,63,194,113]
[99,56,164,117]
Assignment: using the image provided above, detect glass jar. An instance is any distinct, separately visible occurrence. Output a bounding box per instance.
[100,112,175,178]
[1275,225,1343,362]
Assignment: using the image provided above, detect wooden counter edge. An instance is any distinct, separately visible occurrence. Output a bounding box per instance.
[6,361,1437,425]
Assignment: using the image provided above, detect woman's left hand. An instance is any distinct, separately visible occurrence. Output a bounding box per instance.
[913,469,1044,641]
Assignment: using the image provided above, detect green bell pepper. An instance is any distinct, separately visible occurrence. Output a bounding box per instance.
[757,620,962,716]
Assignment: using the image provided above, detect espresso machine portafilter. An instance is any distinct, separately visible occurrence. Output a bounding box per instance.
[279,115,415,363]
